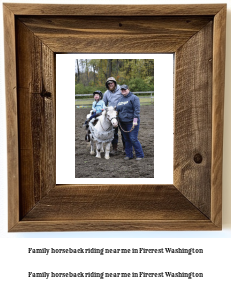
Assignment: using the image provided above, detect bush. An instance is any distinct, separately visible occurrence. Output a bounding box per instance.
[127,78,153,92]
[75,83,86,94]
[75,83,107,95]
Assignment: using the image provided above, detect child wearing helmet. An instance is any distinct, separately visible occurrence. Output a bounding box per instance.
[84,91,105,125]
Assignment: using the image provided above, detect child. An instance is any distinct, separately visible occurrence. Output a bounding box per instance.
[84,90,105,125]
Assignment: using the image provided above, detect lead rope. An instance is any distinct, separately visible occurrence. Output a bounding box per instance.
[118,120,135,133]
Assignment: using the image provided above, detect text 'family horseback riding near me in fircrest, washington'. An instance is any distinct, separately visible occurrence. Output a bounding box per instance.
[28,247,203,255]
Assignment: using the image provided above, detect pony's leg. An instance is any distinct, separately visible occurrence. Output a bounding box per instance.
[90,139,95,155]
[95,142,101,158]
[100,143,104,153]
[104,142,111,159]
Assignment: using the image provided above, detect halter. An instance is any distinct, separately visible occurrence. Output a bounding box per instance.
[99,118,112,131]
[106,112,117,122]
[100,112,117,131]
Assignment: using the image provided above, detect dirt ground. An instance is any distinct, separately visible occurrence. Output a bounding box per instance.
[75,105,154,178]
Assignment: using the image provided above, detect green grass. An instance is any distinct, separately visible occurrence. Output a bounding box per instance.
[75,97,154,107]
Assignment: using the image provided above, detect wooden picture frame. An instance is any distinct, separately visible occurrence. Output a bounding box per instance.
[4,4,226,232]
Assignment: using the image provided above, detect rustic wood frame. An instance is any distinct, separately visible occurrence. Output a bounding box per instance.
[4,4,226,232]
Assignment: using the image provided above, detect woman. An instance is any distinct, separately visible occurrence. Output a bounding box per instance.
[116,85,144,161]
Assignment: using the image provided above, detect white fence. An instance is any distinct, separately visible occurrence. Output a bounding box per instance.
[75,91,154,97]
[75,91,154,107]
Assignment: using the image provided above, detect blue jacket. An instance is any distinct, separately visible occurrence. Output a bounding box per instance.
[116,92,140,122]
[103,84,122,107]
[92,100,105,113]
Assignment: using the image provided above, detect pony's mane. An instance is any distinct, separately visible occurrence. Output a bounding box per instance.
[98,106,115,121]
[96,110,106,122]
[101,110,107,116]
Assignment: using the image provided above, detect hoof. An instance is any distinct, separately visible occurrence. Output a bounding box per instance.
[96,155,101,159]
[110,150,118,156]
[90,151,95,155]
[105,156,110,160]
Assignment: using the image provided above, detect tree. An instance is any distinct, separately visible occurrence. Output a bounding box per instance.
[108,59,113,78]
[75,58,154,93]
[75,59,80,83]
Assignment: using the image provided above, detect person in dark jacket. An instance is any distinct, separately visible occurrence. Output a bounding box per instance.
[116,85,144,160]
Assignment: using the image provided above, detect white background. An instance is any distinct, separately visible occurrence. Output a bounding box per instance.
[56,54,173,184]
[0,0,231,286]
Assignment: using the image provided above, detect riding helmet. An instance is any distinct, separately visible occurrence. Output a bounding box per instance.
[93,90,103,99]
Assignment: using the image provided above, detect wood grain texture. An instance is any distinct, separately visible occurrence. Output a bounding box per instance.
[174,22,213,218]
[12,185,219,232]
[3,5,19,231]
[4,3,225,16]
[4,3,226,231]
[17,16,213,53]
[11,220,219,232]
[16,19,56,219]
[23,185,206,221]
[211,5,226,228]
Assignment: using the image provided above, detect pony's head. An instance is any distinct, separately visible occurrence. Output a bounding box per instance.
[105,106,118,127]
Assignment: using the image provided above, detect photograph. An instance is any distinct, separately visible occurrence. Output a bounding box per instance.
[75,59,154,178]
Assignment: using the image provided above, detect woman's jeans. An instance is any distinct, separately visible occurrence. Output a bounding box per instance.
[120,120,144,158]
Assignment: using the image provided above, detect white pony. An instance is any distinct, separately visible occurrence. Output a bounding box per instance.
[86,106,118,159]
